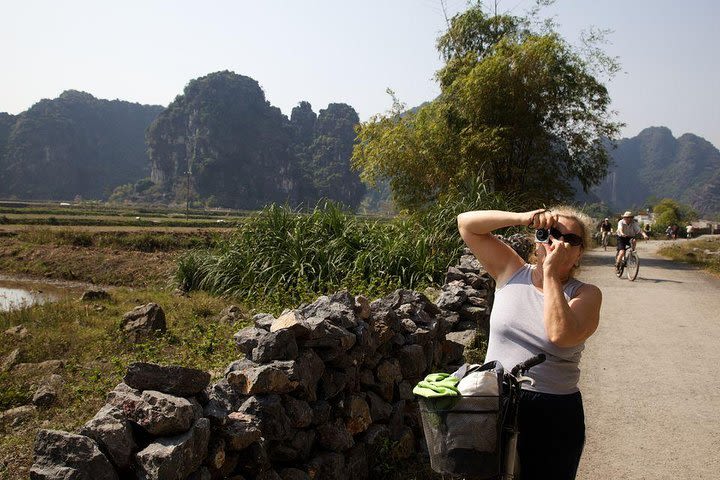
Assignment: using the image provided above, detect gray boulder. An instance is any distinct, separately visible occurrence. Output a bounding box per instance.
[218,305,243,323]
[226,362,300,395]
[436,283,468,311]
[280,467,311,480]
[397,344,427,379]
[307,451,346,479]
[2,348,21,372]
[79,289,111,302]
[301,317,356,351]
[344,395,372,435]
[120,303,166,341]
[123,362,210,396]
[234,327,269,357]
[32,374,64,408]
[203,379,241,422]
[135,418,210,480]
[4,325,29,339]
[298,292,358,329]
[79,405,136,470]
[30,429,118,480]
[253,313,276,331]
[107,388,201,436]
[223,412,262,451]
[252,330,299,363]
[237,395,291,442]
[316,419,354,452]
[0,405,36,428]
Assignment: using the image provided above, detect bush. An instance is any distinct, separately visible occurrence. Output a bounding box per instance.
[175,179,518,308]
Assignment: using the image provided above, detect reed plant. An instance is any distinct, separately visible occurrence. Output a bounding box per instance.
[176,178,519,308]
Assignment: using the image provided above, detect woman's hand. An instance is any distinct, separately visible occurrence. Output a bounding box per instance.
[541,237,575,278]
[527,209,556,228]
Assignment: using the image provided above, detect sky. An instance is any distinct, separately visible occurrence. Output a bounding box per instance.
[2,0,719,147]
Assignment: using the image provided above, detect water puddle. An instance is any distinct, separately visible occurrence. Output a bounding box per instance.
[0,276,87,312]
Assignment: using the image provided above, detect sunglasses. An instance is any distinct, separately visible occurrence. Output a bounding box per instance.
[535,227,584,247]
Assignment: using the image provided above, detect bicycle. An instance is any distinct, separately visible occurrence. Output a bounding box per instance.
[418,353,546,479]
[616,244,639,281]
[600,231,610,251]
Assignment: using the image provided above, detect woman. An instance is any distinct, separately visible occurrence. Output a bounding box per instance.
[457,207,602,480]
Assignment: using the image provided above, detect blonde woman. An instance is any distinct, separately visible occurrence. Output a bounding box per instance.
[457,207,602,480]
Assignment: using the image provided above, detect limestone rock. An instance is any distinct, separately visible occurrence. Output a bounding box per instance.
[219,305,243,323]
[30,429,118,480]
[4,325,29,339]
[316,419,354,452]
[80,289,111,302]
[79,404,136,470]
[135,418,210,480]
[123,362,210,396]
[1,348,21,372]
[120,303,166,341]
[107,388,201,436]
[32,374,63,408]
[223,412,262,451]
[226,362,300,395]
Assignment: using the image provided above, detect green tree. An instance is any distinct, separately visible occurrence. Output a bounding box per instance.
[653,198,698,231]
[352,2,622,210]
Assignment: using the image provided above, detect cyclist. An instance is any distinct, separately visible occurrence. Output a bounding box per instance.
[458,206,601,479]
[615,211,648,269]
[599,218,612,250]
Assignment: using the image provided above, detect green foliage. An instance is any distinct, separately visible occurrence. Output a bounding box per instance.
[658,237,720,274]
[0,372,32,410]
[15,228,221,252]
[134,178,154,194]
[176,183,516,310]
[353,3,621,211]
[0,288,243,475]
[653,198,698,231]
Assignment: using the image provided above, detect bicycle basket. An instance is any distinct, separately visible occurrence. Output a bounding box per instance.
[417,361,505,478]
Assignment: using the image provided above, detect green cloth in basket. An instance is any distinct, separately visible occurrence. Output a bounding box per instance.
[413,373,461,398]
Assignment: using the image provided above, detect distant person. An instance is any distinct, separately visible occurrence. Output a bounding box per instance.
[599,218,612,250]
[671,224,679,240]
[665,225,673,239]
[616,211,648,269]
[644,223,652,237]
[686,224,694,239]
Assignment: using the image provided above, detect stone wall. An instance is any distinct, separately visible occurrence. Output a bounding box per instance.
[30,238,531,480]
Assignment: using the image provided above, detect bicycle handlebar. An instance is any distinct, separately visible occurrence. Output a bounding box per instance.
[511,353,546,376]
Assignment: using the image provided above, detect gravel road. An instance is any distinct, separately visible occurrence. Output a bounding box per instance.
[575,240,720,479]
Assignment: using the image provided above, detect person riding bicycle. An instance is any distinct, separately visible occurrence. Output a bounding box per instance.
[599,218,612,249]
[615,211,648,269]
[458,207,602,480]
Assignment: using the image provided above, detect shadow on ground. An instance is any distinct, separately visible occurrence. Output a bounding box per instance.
[582,249,700,284]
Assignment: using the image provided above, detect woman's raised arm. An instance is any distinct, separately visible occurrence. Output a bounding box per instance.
[457,209,548,284]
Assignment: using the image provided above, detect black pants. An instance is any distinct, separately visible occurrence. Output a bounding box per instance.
[516,390,585,480]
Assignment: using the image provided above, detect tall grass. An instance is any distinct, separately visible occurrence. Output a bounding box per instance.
[176,179,518,307]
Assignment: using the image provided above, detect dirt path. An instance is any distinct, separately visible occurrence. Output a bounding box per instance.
[576,240,720,479]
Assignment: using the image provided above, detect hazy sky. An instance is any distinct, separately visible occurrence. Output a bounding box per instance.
[2,0,719,147]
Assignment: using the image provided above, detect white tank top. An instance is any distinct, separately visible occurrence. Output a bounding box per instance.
[484,264,585,394]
